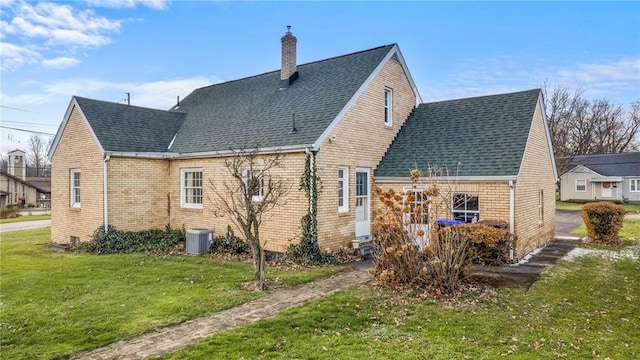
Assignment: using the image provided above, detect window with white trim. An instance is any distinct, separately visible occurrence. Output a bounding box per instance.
[181,168,203,208]
[538,190,544,225]
[403,187,431,249]
[575,179,586,192]
[452,193,479,223]
[243,168,264,202]
[630,179,639,192]
[70,169,81,207]
[338,167,349,212]
[384,88,393,126]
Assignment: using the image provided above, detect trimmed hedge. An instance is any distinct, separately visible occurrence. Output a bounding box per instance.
[1,207,20,219]
[439,224,513,266]
[582,202,626,246]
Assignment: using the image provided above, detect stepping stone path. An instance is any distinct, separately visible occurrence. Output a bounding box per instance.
[73,270,370,360]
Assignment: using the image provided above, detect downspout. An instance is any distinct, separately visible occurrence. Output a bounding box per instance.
[103,154,110,233]
[509,180,515,262]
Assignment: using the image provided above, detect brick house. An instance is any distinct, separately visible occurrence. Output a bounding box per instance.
[49,29,556,260]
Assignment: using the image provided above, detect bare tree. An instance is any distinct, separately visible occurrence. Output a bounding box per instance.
[209,149,291,290]
[26,135,52,177]
[0,153,7,173]
[545,85,640,174]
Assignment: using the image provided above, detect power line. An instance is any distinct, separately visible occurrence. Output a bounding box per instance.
[0,105,32,112]
[1,120,57,127]
[0,126,55,136]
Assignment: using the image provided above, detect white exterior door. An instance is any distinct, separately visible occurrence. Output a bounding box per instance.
[601,182,612,198]
[355,169,370,238]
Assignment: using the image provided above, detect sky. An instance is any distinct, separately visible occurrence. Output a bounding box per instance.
[1,0,639,156]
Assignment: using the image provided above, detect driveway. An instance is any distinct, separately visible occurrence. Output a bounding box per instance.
[555,209,583,239]
[0,220,51,233]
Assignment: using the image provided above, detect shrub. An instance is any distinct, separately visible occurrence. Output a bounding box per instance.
[453,224,513,266]
[82,225,185,254]
[582,202,626,246]
[212,234,249,254]
[424,227,472,294]
[1,207,20,219]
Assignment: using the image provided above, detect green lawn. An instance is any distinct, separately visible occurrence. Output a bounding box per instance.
[571,219,640,239]
[0,214,51,224]
[556,200,640,213]
[161,242,640,360]
[0,228,343,359]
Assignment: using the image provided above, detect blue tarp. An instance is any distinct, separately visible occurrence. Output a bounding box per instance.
[436,219,465,226]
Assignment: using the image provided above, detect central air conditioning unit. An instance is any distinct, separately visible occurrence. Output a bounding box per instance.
[186,228,212,255]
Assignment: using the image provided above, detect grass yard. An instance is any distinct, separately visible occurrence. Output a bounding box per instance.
[571,219,640,239]
[160,244,640,359]
[0,214,51,224]
[556,200,640,213]
[0,228,343,360]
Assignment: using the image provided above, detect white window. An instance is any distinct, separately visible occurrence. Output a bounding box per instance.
[181,168,203,209]
[538,190,544,225]
[631,179,639,192]
[242,168,263,202]
[338,167,349,212]
[384,88,393,126]
[452,193,479,223]
[575,179,586,192]
[70,169,81,207]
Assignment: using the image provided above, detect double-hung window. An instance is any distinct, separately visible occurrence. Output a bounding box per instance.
[70,169,81,207]
[338,167,349,212]
[575,179,586,192]
[243,168,264,202]
[181,168,203,209]
[630,179,639,192]
[384,88,393,127]
[452,193,479,223]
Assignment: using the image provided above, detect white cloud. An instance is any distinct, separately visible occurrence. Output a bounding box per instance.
[85,0,170,10]
[3,76,219,109]
[42,56,80,69]
[0,42,41,71]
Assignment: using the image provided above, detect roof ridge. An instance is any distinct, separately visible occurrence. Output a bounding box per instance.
[74,96,184,113]
[421,88,541,105]
[188,44,396,93]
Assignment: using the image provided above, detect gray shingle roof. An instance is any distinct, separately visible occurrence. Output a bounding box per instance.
[375,89,541,178]
[74,97,186,153]
[168,45,395,153]
[567,153,640,176]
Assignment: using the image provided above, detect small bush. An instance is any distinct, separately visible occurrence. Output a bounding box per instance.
[424,227,472,294]
[452,224,513,266]
[212,234,249,254]
[582,202,626,246]
[1,207,20,219]
[82,225,185,254]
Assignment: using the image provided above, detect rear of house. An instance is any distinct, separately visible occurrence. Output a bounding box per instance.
[374,89,557,261]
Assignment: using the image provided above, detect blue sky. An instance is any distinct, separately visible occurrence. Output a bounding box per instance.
[1,0,639,155]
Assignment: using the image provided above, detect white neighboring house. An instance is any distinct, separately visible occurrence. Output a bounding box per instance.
[560,152,640,203]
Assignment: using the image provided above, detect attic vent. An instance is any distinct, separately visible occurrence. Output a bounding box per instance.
[390,53,400,63]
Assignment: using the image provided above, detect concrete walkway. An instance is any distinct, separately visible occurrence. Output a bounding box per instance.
[73,270,370,360]
[0,219,51,232]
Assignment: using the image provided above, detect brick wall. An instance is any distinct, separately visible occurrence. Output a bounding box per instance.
[513,99,556,258]
[51,104,105,244]
[169,153,308,253]
[107,157,170,231]
[315,55,417,250]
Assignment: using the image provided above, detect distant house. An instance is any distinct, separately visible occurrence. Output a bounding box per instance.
[49,29,556,261]
[559,152,640,203]
[0,149,51,208]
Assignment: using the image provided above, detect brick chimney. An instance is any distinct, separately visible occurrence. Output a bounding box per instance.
[280,25,298,88]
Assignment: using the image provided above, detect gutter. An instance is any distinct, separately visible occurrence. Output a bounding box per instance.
[104,144,314,160]
[374,175,518,183]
